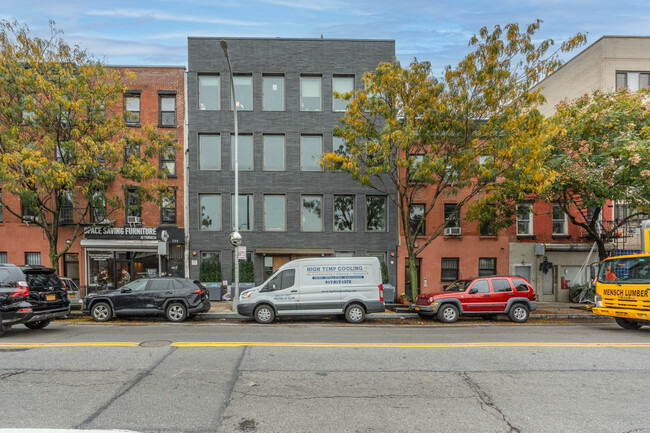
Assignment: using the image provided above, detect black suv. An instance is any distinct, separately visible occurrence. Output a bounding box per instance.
[83,277,211,322]
[0,264,70,336]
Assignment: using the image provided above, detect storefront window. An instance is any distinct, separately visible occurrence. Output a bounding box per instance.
[87,251,115,293]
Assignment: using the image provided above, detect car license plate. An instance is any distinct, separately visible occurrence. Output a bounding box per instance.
[415,306,420,311]
[46,294,55,301]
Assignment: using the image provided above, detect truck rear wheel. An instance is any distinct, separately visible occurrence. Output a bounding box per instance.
[344,304,366,324]
[615,317,642,329]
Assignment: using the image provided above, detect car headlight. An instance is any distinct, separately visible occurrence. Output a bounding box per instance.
[241,291,253,299]
[428,297,434,303]
[595,293,602,308]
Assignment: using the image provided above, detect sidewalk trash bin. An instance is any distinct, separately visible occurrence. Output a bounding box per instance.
[382,283,395,303]
[203,282,223,301]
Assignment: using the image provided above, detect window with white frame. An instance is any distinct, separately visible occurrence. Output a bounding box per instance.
[200,194,221,231]
[124,92,140,125]
[0,252,6,264]
[301,195,323,232]
[301,76,321,111]
[264,195,285,231]
[232,194,253,231]
[231,134,253,171]
[199,75,220,110]
[409,204,426,237]
[232,75,253,111]
[161,189,176,225]
[263,135,285,170]
[300,135,322,171]
[199,134,220,170]
[158,93,176,127]
[332,76,354,112]
[552,204,568,235]
[160,146,176,176]
[263,75,284,111]
[516,203,533,235]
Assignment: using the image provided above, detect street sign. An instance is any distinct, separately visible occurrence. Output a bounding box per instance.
[237,246,247,260]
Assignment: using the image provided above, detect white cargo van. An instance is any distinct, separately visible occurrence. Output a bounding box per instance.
[237,257,385,323]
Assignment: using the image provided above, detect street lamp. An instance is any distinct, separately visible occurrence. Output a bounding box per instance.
[221,40,240,312]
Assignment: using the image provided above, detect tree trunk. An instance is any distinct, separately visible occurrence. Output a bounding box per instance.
[408,253,418,302]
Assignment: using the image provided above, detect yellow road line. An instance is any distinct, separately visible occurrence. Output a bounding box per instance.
[2,342,650,349]
[171,342,650,348]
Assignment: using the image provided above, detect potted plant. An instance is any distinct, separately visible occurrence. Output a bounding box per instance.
[399,293,410,305]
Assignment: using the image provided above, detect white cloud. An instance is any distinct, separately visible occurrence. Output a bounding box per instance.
[85,8,264,26]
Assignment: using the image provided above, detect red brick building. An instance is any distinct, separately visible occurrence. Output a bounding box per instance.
[0,66,186,294]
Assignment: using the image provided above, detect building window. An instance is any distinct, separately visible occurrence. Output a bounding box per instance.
[125,188,142,222]
[232,194,253,231]
[301,195,323,232]
[160,146,176,176]
[89,191,106,224]
[366,196,387,232]
[25,252,41,266]
[300,135,322,171]
[21,199,37,222]
[0,189,3,223]
[200,194,221,231]
[161,189,176,225]
[332,75,354,112]
[301,76,321,111]
[232,75,253,111]
[124,92,141,125]
[232,134,254,171]
[124,142,140,162]
[199,134,221,170]
[59,190,74,225]
[409,204,425,237]
[0,252,6,264]
[334,195,355,232]
[408,154,424,182]
[478,258,497,276]
[263,75,284,111]
[552,204,568,235]
[263,135,285,171]
[480,220,496,236]
[444,204,461,228]
[441,258,459,282]
[368,251,388,283]
[158,93,176,127]
[264,195,285,231]
[199,75,220,110]
[200,252,221,281]
[616,71,650,91]
[517,203,533,235]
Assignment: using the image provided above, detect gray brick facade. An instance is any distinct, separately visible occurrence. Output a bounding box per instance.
[187,37,397,286]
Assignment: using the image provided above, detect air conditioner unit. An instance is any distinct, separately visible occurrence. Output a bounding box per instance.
[127,216,141,224]
[444,226,462,236]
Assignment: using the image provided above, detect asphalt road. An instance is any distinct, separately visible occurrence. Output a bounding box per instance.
[1,320,650,433]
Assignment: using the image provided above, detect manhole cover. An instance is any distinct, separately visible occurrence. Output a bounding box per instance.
[139,340,171,347]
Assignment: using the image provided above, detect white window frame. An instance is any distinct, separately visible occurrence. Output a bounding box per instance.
[516,204,533,236]
[300,76,322,112]
[263,75,285,111]
[332,75,354,112]
[199,75,220,110]
[552,204,568,235]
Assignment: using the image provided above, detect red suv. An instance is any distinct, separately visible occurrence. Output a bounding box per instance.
[414,276,537,323]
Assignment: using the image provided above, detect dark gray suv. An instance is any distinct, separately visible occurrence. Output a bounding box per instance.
[0,264,70,336]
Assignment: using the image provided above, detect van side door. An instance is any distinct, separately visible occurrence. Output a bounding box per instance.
[262,269,297,314]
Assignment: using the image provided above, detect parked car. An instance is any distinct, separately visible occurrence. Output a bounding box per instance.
[414,275,538,323]
[82,277,211,322]
[0,264,70,336]
[60,277,83,310]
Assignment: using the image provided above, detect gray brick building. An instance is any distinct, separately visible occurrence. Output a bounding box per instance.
[187,37,397,288]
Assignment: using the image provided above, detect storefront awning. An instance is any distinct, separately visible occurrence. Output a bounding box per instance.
[254,247,334,256]
[80,239,159,249]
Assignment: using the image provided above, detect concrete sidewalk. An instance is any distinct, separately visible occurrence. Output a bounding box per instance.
[201,301,596,320]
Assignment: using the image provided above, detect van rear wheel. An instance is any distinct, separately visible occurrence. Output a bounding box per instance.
[345,304,366,324]
[254,305,276,324]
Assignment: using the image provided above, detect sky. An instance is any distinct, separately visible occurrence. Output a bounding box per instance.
[1,0,649,77]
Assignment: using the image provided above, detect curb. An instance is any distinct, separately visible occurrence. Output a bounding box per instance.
[197,312,599,320]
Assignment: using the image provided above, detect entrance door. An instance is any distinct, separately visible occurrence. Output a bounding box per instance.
[514,265,531,282]
[543,268,554,295]
[273,256,291,272]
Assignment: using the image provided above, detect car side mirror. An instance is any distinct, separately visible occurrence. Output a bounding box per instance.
[121,288,132,293]
[469,288,478,294]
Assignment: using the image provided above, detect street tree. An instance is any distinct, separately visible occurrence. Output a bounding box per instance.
[0,20,175,272]
[541,89,650,261]
[322,21,586,300]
